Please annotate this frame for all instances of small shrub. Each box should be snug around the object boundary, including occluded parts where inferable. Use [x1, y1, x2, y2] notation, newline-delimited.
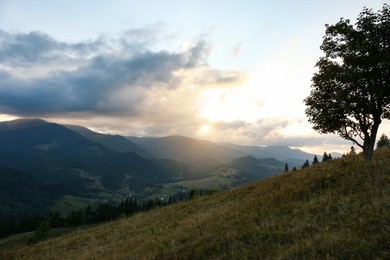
[29, 220, 51, 244]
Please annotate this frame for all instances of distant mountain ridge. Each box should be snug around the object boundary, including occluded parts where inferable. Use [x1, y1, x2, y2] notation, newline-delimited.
[65, 124, 152, 158]
[228, 156, 284, 180]
[128, 135, 318, 167]
[127, 135, 249, 163]
[222, 143, 317, 162]
[0, 118, 48, 131]
[0, 118, 321, 220]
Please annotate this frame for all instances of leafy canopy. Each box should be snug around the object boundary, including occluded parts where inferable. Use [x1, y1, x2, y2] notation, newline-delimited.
[304, 4, 390, 159]
[377, 133, 390, 148]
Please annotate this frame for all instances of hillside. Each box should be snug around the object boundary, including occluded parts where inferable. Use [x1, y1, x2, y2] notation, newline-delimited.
[128, 135, 249, 163]
[228, 156, 284, 179]
[65, 125, 152, 158]
[0, 165, 54, 220]
[3, 148, 389, 259]
[0, 118, 294, 220]
[223, 143, 316, 162]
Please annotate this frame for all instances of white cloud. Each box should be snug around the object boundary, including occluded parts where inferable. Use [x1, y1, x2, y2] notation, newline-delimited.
[1, 26, 387, 156]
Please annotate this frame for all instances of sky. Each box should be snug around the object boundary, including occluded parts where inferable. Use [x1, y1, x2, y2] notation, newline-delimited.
[0, 0, 388, 155]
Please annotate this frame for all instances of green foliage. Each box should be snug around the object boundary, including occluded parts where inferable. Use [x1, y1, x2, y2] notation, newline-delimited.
[29, 220, 50, 244]
[377, 134, 390, 149]
[0, 165, 54, 221]
[304, 4, 390, 160]
[188, 189, 199, 200]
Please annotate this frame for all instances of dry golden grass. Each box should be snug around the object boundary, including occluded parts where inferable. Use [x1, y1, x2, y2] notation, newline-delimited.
[2, 148, 390, 259]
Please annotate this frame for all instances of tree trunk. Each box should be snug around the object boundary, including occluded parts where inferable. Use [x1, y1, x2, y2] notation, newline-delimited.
[363, 145, 374, 160]
[363, 118, 381, 160]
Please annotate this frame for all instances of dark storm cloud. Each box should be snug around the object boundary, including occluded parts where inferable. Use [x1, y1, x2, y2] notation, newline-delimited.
[0, 29, 210, 116]
[0, 30, 59, 65]
[0, 30, 106, 66]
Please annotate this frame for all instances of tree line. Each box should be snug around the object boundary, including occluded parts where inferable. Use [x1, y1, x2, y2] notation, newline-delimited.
[284, 151, 334, 173]
[284, 133, 390, 172]
[0, 188, 212, 241]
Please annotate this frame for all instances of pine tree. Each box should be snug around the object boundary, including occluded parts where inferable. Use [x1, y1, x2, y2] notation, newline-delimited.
[301, 160, 310, 169]
[312, 155, 319, 165]
[322, 152, 329, 162]
[350, 146, 356, 156]
[284, 163, 289, 172]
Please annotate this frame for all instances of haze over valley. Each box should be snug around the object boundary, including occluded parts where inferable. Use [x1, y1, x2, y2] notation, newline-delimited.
[0, 118, 323, 220]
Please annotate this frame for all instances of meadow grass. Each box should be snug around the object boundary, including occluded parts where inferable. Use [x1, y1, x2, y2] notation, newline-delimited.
[50, 195, 95, 216]
[2, 148, 389, 259]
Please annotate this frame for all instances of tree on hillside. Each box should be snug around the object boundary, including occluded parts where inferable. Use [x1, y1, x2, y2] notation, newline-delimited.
[312, 155, 319, 165]
[304, 4, 390, 160]
[349, 146, 357, 156]
[284, 163, 289, 172]
[301, 160, 310, 169]
[322, 151, 333, 162]
[29, 220, 51, 244]
[377, 134, 390, 148]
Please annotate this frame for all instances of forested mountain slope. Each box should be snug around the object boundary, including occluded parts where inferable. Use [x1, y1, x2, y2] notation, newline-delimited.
[4, 148, 389, 259]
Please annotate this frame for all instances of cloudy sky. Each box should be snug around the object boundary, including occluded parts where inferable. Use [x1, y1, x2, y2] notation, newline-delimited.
[0, 0, 388, 154]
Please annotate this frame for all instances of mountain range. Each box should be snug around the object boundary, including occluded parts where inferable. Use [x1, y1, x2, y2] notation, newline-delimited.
[0, 118, 321, 219]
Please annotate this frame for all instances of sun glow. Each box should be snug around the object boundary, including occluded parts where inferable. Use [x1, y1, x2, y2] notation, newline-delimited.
[0, 114, 18, 122]
[196, 59, 310, 124]
[196, 86, 262, 123]
[199, 124, 210, 134]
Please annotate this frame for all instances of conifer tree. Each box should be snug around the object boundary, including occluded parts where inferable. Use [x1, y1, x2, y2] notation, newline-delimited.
[301, 160, 310, 169]
[350, 146, 356, 156]
[312, 155, 319, 165]
[322, 152, 329, 162]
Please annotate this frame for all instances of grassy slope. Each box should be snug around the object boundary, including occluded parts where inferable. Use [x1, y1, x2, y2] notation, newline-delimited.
[2, 149, 390, 259]
[50, 195, 96, 217]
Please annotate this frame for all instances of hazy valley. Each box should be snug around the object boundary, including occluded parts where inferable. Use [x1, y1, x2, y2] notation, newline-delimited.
[0, 118, 319, 222]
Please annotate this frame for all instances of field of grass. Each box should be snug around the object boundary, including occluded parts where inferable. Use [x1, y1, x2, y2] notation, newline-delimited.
[144, 167, 243, 201]
[166, 166, 243, 190]
[0, 231, 34, 252]
[0, 226, 89, 252]
[2, 148, 390, 259]
[50, 195, 95, 216]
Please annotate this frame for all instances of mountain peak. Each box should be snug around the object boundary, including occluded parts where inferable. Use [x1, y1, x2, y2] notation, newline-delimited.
[0, 118, 49, 131]
[231, 155, 258, 163]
